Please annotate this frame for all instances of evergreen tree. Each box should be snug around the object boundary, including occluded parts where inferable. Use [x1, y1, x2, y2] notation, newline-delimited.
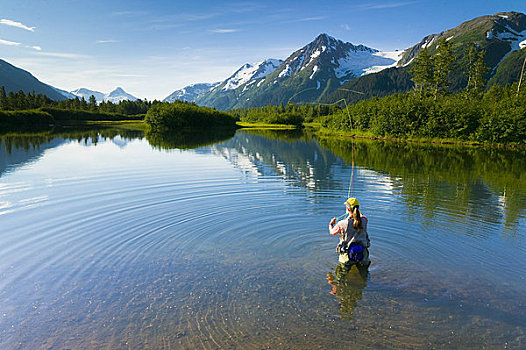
[410, 47, 433, 94]
[465, 44, 487, 93]
[471, 50, 488, 93]
[88, 95, 97, 111]
[0, 86, 8, 110]
[432, 38, 456, 100]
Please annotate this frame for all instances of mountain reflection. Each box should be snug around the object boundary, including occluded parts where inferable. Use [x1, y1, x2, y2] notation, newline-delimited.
[214, 130, 526, 229]
[0, 127, 144, 177]
[1, 127, 524, 228]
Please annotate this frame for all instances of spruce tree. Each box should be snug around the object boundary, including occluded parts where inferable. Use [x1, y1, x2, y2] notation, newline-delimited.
[88, 95, 97, 111]
[410, 47, 433, 94]
[432, 38, 456, 100]
[471, 50, 488, 93]
[0, 86, 8, 110]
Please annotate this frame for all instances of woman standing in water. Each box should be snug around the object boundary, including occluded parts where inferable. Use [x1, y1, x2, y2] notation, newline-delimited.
[329, 197, 371, 267]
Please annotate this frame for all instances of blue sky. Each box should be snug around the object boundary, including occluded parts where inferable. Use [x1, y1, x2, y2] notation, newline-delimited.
[1, 0, 525, 100]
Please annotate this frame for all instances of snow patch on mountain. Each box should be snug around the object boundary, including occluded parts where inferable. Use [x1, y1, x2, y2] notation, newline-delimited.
[309, 65, 319, 79]
[334, 50, 403, 82]
[487, 17, 526, 68]
[278, 64, 292, 78]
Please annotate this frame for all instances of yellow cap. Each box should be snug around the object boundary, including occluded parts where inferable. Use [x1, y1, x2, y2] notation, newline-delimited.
[344, 197, 359, 208]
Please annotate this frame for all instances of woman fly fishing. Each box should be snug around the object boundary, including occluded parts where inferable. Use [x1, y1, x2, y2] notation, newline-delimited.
[329, 197, 371, 267]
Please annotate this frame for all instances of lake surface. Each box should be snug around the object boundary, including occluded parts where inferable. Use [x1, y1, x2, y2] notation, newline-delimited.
[1, 127, 525, 349]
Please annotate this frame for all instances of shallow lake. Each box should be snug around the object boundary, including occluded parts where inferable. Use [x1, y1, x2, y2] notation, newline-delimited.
[1, 127, 525, 349]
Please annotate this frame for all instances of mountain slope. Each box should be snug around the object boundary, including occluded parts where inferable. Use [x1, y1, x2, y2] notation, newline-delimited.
[69, 87, 137, 103]
[195, 59, 283, 110]
[105, 87, 138, 103]
[326, 11, 526, 104]
[195, 34, 403, 110]
[163, 82, 219, 102]
[0, 59, 67, 100]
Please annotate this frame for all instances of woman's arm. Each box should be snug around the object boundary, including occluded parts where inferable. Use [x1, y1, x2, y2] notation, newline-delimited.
[329, 218, 341, 235]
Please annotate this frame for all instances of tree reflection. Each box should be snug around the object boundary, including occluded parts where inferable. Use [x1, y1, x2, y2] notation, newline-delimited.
[318, 137, 526, 229]
[145, 129, 236, 150]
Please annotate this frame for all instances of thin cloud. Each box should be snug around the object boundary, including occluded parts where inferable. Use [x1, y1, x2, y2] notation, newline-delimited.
[29, 45, 42, 50]
[280, 16, 327, 24]
[0, 38, 21, 46]
[33, 51, 88, 59]
[112, 11, 148, 17]
[341, 24, 351, 31]
[0, 19, 35, 32]
[95, 40, 118, 44]
[295, 16, 326, 22]
[210, 29, 239, 33]
[357, 1, 419, 10]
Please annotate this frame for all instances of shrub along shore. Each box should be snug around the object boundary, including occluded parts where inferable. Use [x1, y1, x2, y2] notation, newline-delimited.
[317, 84, 526, 145]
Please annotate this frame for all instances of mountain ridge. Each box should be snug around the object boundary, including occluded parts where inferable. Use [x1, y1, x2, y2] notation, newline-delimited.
[326, 11, 526, 104]
[68, 87, 138, 103]
[0, 59, 67, 100]
[193, 33, 403, 110]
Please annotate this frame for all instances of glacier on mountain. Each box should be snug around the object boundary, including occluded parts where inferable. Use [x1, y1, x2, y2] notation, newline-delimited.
[334, 50, 403, 81]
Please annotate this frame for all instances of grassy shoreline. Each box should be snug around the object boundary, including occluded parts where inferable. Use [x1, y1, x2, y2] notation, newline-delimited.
[236, 121, 300, 130]
[313, 126, 526, 149]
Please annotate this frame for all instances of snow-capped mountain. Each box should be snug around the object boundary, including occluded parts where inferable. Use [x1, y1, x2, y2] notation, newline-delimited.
[194, 59, 283, 109]
[105, 87, 138, 103]
[68, 87, 137, 103]
[195, 34, 403, 110]
[70, 88, 105, 102]
[328, 11, 526, 105]
[220, 59, 283, 91]
[163, 82, 219, 103]
[275, 34, 401, 84]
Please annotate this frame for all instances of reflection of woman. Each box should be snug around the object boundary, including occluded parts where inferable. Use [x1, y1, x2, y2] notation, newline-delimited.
[329, 198, 371, 266]
[326, 264, 369, 317]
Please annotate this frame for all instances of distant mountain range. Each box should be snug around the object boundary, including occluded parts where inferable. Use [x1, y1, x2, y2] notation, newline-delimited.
[192, 35, 402, 109]
[2, 11, 525, 109]
[69, 87, 138, 104]
[0, 59, 137, 104]
[0, 59, 67, 100]
[170, 11, 526, 109]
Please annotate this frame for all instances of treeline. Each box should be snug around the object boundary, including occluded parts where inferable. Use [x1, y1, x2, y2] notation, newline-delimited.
[229, 103, 340, 126]
[145, 101, 238, 131]
[0, 109, 53, 130]
[319, 39, 526, 144]
[0, 86, 152, 115]
[320, 86, 525, 143]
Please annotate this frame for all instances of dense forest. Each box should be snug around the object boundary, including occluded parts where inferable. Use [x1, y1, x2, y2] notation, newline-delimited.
[0, 87, 152, 130]
[0, 86, 152, 115]
[229, 103, 340, 126]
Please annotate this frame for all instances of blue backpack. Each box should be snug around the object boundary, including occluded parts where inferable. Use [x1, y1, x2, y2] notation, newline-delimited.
[348, 243, 364, 262]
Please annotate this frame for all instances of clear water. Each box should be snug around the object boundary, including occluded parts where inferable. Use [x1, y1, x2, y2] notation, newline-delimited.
[0, 128, 525, 349]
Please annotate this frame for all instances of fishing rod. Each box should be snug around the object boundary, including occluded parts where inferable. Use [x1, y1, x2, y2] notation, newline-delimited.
[286, 87, 362, 220]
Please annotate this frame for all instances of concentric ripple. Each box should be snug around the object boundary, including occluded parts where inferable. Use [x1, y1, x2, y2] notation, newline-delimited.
[0, 132, 524, 349]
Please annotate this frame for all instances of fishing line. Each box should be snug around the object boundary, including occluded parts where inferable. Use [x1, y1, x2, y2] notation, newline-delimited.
[288, 88, 358, 218]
